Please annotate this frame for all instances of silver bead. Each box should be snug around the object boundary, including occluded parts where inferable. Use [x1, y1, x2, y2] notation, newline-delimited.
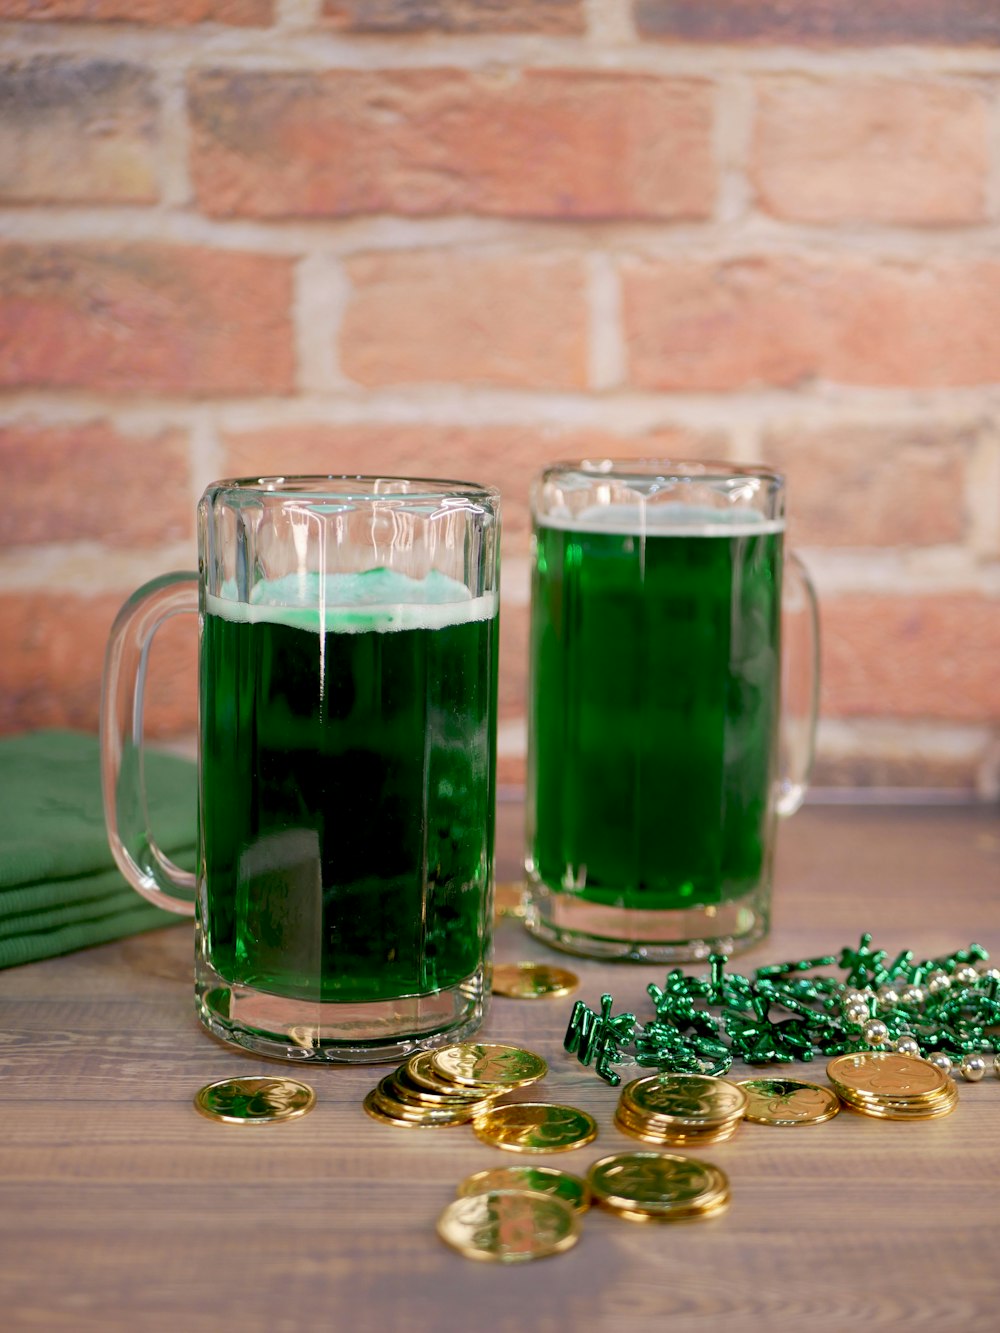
[842, 988, 869, 1008]
[900, 985, 925, 1007]
[862, 1019, 890, 1047]
[928, 1052, 952, 1075]
[980, 967, 1000, 984]
[954, 965, 979, 985]
[895, 1036, 920, 1057]
[876, 985, 900, 1007]
[960, 1054, 987, 1082]
[843, 1003, 870, 1027]
[927, 973, 951, 995]
[993, 1052, 1000, 1079]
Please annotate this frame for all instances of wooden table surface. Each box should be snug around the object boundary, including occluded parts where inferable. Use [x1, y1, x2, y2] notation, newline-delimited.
[1, 800, 998, 1333]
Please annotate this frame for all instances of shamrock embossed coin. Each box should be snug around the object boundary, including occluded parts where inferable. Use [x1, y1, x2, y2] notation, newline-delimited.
[457, 1166, 590, 1213]
[432, 1043, 548, 1090]
[436, 1190, 578, 1262]
[472, 1102, 597, 1153]
[738, 1078, 841, 1126]
[194, 1077, 315, 1124]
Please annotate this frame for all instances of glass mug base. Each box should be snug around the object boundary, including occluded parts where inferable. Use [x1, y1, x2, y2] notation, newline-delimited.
[195, 960, 487, 1065]
[521, 880, 770, 963]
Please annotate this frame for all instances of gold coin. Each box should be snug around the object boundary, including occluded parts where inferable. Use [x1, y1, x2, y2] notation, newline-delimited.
[194, 1076, 315, 1125]
[587, 1151, 730, 1220]
[834, 1083, 958, 1120]
[403, 1050, 473, 1095]
[835, 1082, 957, 1110]
[839, 1097, 957, 1122]
[494, 882, 527, 920]
[457, 1166, 590, 1214]
[386, 1063, 498, 1110]
[472, 1102, 598, 1153]
[622, 1073, 748, 1129]
[492, 961, 579, 1000]
[432, 1043, 548, 1089]
[613, 1105, 740, 1147]
[738, 1078, 842, 1126]
[601, 1191, 731, 1224]
[436, 1190, 579, 1263]
[362, 1088, 467, 1129]
[371, 1077, 479, 1125]
[826, 1051, 951, 1101]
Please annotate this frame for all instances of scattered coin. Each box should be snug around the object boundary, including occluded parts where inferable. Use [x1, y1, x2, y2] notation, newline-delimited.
[587, 1151, 730, 1223]
[738, 1078, 841, 1126]
[194, 1076, 315, 1125]
[492, 961, 579, 1000]
[457, 1165, 590, 1214]
[432, 1043, 548, 1090]
[472, 1102, 598, 1153]
[436, 1190, 579, 1263]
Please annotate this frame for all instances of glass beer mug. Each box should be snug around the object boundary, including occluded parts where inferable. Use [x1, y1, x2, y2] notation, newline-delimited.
[524, 460, 818, 962]
[102, 476, 500, 1062]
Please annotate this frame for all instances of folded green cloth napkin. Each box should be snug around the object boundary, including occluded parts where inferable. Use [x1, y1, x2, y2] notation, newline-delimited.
[0, 730, 196, 969]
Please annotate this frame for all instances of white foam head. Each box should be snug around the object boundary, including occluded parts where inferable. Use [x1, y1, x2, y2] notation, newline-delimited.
[537, 502, 785, 538]
[206, 569, 496, 633]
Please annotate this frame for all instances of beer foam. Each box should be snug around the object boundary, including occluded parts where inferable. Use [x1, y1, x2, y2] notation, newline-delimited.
[538, 502, 785, 539]
[206, 568, 497, 633]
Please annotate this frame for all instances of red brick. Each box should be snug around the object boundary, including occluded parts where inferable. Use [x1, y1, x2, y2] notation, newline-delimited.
[189, 69, 714, 222]
[341, 252, 588, 389]
[752, 78, 988, 226]
[621, 254, 1000, 390]
[634, 0, 1000, 45]
[222, 422, 725, 549]
[0, 244, 294, 396]
[0, 591, 197, 737]
[0, 58, 159, 206]
[0, 1, 272, 24]
[821, 595, 1000, 722]
[0, 421, 193, 550]
[322, 0, 583, 32]
[498, 597, 528, 726]
[763, 423, 969, 548]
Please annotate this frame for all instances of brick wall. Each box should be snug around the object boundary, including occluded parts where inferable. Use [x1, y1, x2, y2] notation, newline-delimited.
[1, 0, 999, 797]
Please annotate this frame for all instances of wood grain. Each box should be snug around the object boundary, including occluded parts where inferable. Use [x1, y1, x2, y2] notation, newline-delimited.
[1, 801, 998, 1332]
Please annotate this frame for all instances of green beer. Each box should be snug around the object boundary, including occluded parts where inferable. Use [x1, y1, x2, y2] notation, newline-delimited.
[200, 569, 497, 1008]
[528, 507, 783, 939]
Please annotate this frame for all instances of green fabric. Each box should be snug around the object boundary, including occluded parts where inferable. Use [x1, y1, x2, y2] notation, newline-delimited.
[0, 730, 196, 969]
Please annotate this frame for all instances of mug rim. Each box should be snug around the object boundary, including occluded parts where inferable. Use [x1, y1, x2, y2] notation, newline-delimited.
[538, 458, 784, 485]
[204, 474, 501, 503]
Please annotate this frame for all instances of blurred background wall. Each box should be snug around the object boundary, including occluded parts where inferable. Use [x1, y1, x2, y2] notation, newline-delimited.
[1, 0, 999, 797]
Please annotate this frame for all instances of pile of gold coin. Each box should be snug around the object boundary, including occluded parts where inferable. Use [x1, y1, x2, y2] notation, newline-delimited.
[363, 1043, 547, 1130]
[587, 1151, 731, 1223]
[615, 1072, 749, 1146]
[826, 1050, 959, 1120]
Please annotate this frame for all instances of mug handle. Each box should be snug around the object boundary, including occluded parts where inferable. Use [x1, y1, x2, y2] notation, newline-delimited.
[776, 551, 820, 818]
[100, 572, 199, 916]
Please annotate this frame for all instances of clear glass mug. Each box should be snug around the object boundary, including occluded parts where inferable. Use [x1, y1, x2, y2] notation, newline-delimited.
[101, 476, 500, 1063]
[524, 460, 818, 962]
